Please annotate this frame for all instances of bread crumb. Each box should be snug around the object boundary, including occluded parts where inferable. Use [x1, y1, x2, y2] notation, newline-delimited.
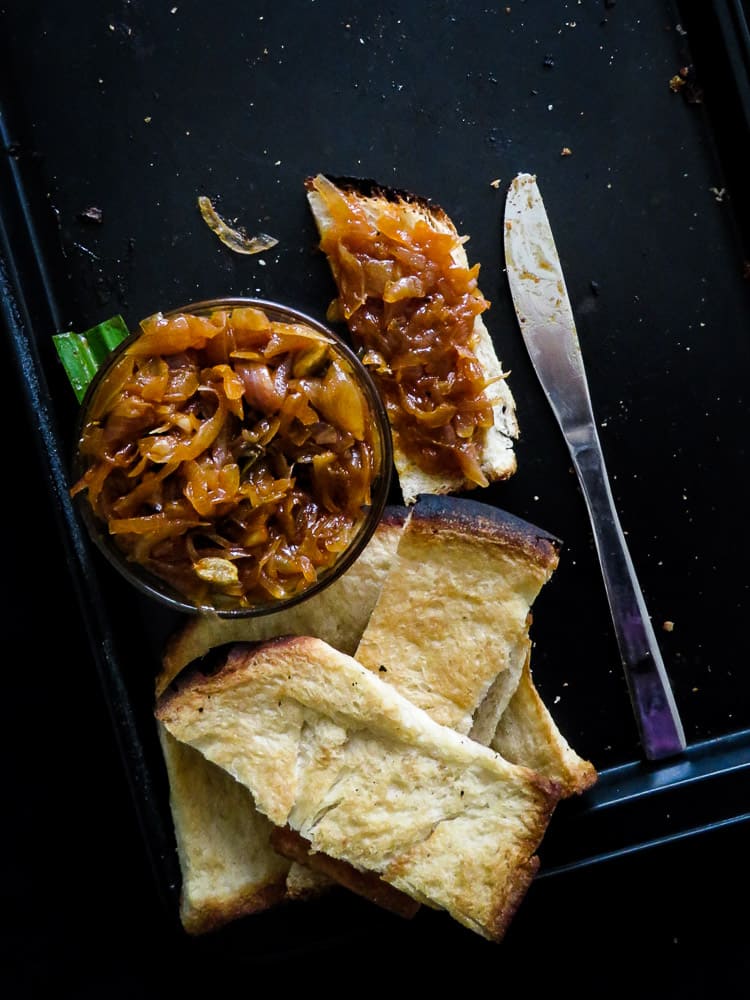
[662, 620, 675, 632]
[490, 178, 501, 189]
[561, 147, 572, 157]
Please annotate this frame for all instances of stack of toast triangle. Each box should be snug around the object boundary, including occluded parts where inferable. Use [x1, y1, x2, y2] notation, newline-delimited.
[155, 495, 596, 940]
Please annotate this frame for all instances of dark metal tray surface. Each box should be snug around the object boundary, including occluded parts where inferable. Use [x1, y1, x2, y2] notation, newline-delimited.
[2, 0, 749, 941]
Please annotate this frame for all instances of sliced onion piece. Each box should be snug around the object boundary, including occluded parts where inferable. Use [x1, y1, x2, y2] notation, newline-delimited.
[198, 196, 279, 255]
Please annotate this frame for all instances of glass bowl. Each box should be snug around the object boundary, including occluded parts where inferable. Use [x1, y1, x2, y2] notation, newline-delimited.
[70, 297, 393, 618]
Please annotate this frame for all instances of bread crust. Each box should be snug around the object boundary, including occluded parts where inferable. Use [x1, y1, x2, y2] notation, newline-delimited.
[305, 173, 453, 223]
[157, 725, 291, 935]
[305, 173, 519, 504]
[492, 653, 598, 795]
[409, 492, 560, 572]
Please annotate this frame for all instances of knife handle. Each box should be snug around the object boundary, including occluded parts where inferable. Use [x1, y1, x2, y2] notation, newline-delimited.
[570, 436, 686, 761]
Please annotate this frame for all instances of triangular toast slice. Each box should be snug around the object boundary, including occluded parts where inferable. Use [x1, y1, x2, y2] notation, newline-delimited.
[156, 729, 291, 934]
[354, 493, 560, 735]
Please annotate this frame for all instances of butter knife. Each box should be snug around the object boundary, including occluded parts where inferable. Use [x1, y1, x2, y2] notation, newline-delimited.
[503, 172, 686, 761]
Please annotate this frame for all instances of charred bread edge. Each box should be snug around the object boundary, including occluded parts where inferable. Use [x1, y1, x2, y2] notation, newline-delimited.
[376, 503, 412, 534]
[484, 854, 541, 942]
[158, 638, 281, 701]
[303, 173, 453, 229]
[410, 493, 561, 572]
[182, 879, 288, 936]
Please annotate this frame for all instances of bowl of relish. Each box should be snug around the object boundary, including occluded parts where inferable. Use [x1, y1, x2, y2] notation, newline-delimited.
[70, 298, 392, 617]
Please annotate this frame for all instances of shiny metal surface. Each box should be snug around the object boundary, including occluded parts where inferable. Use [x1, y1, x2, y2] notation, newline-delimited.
[504, 173, 686, 761]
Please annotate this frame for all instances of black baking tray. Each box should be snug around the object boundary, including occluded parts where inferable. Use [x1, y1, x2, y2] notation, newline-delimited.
[3, 0, 750, 945]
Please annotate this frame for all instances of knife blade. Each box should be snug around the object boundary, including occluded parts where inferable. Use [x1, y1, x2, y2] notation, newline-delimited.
[503, 172, 686, 761]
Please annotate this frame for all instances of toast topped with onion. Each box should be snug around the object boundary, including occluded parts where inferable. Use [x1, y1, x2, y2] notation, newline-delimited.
[305, 174, 518, 504]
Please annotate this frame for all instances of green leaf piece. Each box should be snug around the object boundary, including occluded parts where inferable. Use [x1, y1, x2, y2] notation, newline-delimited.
[53, 315, 130, 403]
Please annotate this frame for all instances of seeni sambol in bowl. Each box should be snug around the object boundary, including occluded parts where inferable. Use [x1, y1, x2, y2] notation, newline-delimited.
[70, 298, 392, 617]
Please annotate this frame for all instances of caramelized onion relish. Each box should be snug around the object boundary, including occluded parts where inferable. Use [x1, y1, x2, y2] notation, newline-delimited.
[310, 174, 502, 487]
[71, 301, 391, 614]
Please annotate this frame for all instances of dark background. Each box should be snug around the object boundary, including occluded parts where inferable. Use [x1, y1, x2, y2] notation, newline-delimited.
[3, 1, 750, 994]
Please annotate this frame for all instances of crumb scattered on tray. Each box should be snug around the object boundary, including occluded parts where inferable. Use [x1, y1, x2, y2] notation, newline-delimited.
[669, 64, 703, 103]
[77, 206, 103, 224]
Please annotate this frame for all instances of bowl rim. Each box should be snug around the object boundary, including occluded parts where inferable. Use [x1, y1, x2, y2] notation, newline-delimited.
[72, 296, 394, 619]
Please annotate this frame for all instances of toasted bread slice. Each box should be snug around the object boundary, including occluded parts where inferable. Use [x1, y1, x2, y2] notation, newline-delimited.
[156, 636, 560, 942]
[492, 652, 598, 795]
[156, 727, 291, 935]
[355, 494, 560, 734]
[305, 173, 518, 504]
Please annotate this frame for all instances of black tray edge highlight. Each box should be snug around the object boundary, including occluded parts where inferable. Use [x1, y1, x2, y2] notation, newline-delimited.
[538, 726, 750, 876]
